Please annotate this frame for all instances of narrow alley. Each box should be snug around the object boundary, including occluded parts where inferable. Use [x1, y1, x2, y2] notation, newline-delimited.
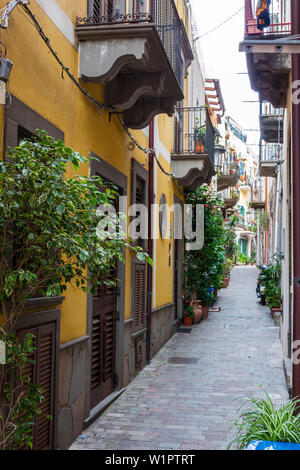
[70, 267, 288, 451]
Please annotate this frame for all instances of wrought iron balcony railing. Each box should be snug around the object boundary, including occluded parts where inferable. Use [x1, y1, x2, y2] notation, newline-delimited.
[245, 0, 291, 37]
[262, 103, 284, 116]
[262, 143, 283, 161]
[172, 106, 215, 167]
[77, 0, 184, 89]
[220, 161, 240, 178]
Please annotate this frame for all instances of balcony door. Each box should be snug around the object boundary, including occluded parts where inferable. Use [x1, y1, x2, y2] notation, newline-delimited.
[89, 0, 126, 18]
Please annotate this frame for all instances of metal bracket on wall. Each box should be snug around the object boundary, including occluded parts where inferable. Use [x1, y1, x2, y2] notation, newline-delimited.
[239, 40, 300, 54]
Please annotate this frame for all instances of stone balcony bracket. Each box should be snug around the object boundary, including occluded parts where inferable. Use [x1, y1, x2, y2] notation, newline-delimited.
[76, 23, 184, 129]
[171, 154, 215, 192]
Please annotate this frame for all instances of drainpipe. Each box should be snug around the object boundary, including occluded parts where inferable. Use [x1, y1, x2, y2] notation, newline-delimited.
[291, 0, 300, 399]
[265, 177, 269, 264]
[146, 120, 154, 363]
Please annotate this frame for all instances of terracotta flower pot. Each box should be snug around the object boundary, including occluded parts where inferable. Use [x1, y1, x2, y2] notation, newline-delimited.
[271, 308, 282, 319]
[183, 315, 193, 327]
[195, 140, 204, 154]
[222, 277, 230, 288]
[191, 300, 203, 324]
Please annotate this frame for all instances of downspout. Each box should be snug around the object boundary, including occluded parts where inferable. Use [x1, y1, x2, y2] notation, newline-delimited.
[146, 120, 154, 363]
[265, 177, 269, 264]
[291, 0, 300, 399]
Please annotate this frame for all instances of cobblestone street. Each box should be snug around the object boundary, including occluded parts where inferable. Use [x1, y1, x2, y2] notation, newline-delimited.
[70, 267, 288, 450]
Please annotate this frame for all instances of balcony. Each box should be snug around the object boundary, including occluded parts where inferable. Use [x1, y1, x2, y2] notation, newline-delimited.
[260, 103, 284, 143]
[240, 0, 291, 108]
[217, 161, 240, 192]
[76, 0, 193, 129]
[171, 107, 215, 191]
[251, 188, 265, 210]
[224, 195, 239, 209]
[259, 143, 282, 177]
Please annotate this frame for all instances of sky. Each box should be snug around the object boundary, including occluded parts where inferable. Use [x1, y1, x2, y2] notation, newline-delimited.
[190, 0, 260, 153]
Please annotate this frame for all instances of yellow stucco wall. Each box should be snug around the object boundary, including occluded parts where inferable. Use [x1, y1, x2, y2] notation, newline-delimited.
[0, 0, 189, 342]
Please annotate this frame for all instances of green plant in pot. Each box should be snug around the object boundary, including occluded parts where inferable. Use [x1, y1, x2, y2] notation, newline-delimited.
[228, 393, 300, 449]
[183, 305, 194, 326]
[196, 287, 213, 319]
[184, 185, 226, 315]
[261, 256, 282, 313]
[194, 116, 206, 153]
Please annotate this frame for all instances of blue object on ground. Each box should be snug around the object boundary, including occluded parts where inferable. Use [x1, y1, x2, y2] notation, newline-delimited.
[244, 440, 300, 450]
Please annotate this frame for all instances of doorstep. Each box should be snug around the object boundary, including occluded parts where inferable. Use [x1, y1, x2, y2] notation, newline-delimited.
[83, 388, 126, 428]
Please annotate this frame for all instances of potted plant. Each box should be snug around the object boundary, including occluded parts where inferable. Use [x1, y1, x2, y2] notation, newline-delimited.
[222, 259, 233, 288]
[196, 287, 213, 320]
[262, 256, 282, 318]
[228, 393, 300, 450]
[185, 186, 226, 316]
[194, 124, 206, 154]
[183, 305, 194, 326]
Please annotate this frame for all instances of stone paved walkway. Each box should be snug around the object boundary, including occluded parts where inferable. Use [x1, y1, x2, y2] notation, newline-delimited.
[70, 266, 288, 450]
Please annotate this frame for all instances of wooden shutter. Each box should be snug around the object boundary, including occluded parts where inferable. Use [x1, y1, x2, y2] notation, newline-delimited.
[132, 263, 146, 333]
[17, 323, 56, 450]
[35, 323, 55, 450]
[102, 309, 116, 383]
[90, 315, 102, 395]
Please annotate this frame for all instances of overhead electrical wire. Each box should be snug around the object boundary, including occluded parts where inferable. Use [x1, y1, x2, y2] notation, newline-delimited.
[193, 6, 245, 42]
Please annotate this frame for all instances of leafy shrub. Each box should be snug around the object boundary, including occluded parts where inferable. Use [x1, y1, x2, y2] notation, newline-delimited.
[184, 185, 226, 305]
[229, 393, 300, 450]
[261, 256, 282, 309]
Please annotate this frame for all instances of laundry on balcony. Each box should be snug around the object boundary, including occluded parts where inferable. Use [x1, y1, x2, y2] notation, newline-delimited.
[256, 0, 271, 31]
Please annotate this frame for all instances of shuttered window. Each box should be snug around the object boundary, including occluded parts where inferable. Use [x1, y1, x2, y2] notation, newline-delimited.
[131, 159, 147, 249]
[131, 159, 147, 334]
[132, 263, 146, 333]
[17, 323, 56, 450]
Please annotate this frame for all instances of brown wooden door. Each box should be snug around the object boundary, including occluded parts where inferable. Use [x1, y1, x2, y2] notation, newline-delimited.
[90, 267, 117, 408]
[90, 177, 118, 409]
[17, 323, 56, 450]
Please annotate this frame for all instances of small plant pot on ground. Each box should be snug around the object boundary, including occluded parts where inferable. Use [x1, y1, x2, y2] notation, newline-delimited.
[271, 307, 282, 320]
[222, 277, 230, 288]
[183, 315, 193, 327]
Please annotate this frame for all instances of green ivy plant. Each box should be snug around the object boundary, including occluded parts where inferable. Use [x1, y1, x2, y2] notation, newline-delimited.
[0, 130, 151, 449]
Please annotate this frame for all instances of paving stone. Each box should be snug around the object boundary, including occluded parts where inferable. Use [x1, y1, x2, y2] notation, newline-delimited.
[70, 267, 288, 450]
